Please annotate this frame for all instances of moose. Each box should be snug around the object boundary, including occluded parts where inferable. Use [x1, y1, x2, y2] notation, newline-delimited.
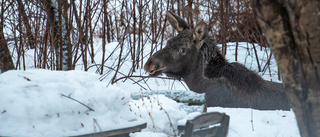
[144, 11, 291, 110]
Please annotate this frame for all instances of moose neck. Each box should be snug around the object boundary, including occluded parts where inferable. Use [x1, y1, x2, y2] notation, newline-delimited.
[181, 52, 228, 93]
[182, 50, 265, 94]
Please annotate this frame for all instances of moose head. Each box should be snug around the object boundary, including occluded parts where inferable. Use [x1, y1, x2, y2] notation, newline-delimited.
[144, 11, 219, 80]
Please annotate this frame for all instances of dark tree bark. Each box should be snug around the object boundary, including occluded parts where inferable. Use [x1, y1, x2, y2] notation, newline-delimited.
[219, 0, 227, 56]
[0, 4, 14, 73]
[40, 0, 70, 70]
[0, 23, 14, 73]
[252, 0, 320, 137]
[17, 0, 35, 49]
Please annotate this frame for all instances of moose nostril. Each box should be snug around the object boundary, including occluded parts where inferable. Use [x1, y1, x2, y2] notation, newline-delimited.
[144, 59, 160, 74]
[149, 64, 157, 74]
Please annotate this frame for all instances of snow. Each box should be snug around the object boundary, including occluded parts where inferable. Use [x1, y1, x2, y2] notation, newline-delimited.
[0, 69, 143, 136]
[130, 95, 187, 136]
[0, 41, 300, 137]
[207, 107, 299, 137]
[131, 90, 206, 104]
[130, 132, 168, 137]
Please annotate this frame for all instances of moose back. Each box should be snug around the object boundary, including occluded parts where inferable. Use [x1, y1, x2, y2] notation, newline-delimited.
[144, 11, 290, 110]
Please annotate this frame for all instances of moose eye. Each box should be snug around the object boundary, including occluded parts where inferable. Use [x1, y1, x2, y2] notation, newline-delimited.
[180, 48, 186, 53]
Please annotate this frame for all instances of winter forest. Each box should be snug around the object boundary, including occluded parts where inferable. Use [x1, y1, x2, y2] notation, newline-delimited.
[0, 0, 319, 136]
[1, 0, 272, 74]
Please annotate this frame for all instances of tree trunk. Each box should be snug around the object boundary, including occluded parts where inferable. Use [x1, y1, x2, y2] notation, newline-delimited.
[17, 0, 35, 49]
[252, 0, 320, 137]
[0, 18, 14, 73]
[41, 0, 70, 70]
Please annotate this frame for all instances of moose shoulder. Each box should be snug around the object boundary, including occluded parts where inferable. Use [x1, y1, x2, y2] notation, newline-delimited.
[144, 11, 290, 110]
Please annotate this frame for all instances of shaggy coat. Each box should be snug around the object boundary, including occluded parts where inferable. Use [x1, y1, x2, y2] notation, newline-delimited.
[144, 11, 290, 110]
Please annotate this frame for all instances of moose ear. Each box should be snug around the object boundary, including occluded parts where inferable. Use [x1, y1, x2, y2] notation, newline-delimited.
[193, 21, 208, 41]
[166, 11, 189, 33]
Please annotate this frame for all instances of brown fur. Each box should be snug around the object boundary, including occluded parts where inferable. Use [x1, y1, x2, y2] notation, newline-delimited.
[144, 11, 290, 110]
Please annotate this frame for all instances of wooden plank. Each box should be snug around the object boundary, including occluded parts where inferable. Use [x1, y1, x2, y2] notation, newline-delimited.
[191, 127, 218, 137]
[178, 112, 225, 131]
[179, 112, 230, 137]
[215, 114, 229, 137]
[190, 112, 224, 129]
[72, 122, 147, 137]
[183, 121, 194, 137]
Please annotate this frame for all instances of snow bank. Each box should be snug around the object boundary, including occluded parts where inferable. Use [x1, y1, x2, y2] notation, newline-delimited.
[211, 108, 299, 137]
[130, 95, 188, 136]
[0, 69, 143, 136]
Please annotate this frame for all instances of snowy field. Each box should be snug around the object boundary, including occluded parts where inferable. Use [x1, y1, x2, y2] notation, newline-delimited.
[0, 40, 300, 136]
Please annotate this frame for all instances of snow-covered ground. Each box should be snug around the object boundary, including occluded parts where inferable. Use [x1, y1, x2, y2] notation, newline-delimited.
[0, 40, 300, 136]
[0, 69, 144, 136]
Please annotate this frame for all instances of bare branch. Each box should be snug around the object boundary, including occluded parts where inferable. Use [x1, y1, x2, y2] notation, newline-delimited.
[61, 93, 95, 111]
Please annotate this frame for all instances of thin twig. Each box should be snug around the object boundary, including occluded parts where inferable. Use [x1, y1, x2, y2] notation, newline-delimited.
[61, 93, 95, 111]
[158, 103, 177, 136]
[251, 109, 254, 131]
[89, 64, 149, 90]
[113, 75, 174, 84]
[93, 118, 102, 132]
